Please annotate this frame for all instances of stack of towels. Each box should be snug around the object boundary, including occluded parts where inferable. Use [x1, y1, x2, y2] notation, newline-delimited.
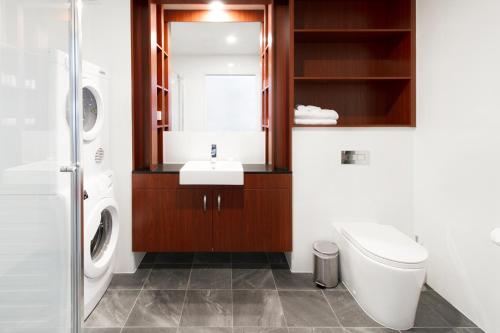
[294, 105, 339, 125]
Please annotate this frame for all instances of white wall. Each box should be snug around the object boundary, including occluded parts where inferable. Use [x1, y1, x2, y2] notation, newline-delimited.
[164, 131, 265, 164]
[82, 1, 142, 273]
[167, 54, 265, 163]
[415, 0, 500, 331]
[291, 128, 414, 272]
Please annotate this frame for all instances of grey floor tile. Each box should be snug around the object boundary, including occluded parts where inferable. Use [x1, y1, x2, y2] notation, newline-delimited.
[189, 268, 232, 289]
[272, 269, 318, 290]
[83, 329, 121, 333]
[125, 290, 185, 327]
[108, 268, 151, 290]
[144, 266, 191, 290]
[279, 290, 339, 327]
[343, 329, 398, 333]
[232, 269, 276, 289]
[141, 252, 157, 263]
[193, 252, 232, 265]
[232, 252, 270, 268]
[179, 328, 233, 333]
[327, 281, 346, 290]
[233, 290, 286, 327]
[406, 329, 456, 333]
[122, 328, 178, 333]
[155, 252, 194, 264]
[421, 291, 476, 327]
[288, 328, 344, 333]
[84, 290, 139, 328]
[323, 290, 380, 328]
[234, 328, 289, 333]
[267, 253, 290, 269]
[180, 290, 232, 327]
[414, 295, 450, 328]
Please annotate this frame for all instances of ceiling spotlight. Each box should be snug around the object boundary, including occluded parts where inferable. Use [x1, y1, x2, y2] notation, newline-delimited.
[227, 62, 235, 68]
[209, 1, 224, 11]
[226, 35, 237, 44]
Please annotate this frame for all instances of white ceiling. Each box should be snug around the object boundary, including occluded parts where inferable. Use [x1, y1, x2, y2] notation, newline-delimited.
[170, 22, 261, 56]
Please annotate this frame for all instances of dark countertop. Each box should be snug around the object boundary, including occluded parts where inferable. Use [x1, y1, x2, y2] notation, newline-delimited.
[134, 164, 291, 174]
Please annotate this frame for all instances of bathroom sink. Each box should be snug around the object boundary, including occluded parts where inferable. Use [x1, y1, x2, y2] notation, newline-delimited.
[180, 161, 244, 185]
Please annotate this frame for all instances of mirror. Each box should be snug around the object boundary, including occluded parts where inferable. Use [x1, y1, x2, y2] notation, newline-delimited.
[169, 22, 262, 132]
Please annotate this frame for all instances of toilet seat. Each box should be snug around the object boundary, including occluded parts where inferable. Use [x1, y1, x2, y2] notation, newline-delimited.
[341, 223, 428, 269]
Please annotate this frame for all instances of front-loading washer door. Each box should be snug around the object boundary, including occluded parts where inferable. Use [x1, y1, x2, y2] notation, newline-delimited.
[90, 208, 113, 262]
[81, 79, 104, 142]
[85, 198, 119, 279]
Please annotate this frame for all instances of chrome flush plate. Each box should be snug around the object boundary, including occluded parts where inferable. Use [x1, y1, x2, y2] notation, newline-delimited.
[341, 150, 370, 165]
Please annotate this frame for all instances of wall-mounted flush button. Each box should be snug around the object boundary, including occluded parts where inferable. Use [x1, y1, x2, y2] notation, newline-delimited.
[341, 151, 370, 165]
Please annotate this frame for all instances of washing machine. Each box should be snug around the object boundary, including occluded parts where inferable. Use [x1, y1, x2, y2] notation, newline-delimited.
[84, 170, 119, 319]
[81, 61, 109, 179]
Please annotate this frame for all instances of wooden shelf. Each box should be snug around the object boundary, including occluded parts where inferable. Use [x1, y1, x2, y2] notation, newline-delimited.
[291, 0, 415, 128]
[156, 85, 168, 93]
[294, 29, 411, 42]
[261, 44, 269, 57]
[293, 124, 338, 128]
[293, 123, 411, 128]
[294, 0, 412, 30]
[294, 76, 411, 82]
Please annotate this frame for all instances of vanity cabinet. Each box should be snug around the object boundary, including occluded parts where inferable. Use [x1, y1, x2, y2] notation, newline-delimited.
[132, 188, 213, 252]
[213, 188, 291, 252]
[132, 173, 292, 252]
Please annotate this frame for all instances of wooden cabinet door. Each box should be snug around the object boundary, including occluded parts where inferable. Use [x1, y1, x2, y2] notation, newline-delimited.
[213, 188, 244, 251]
[133, 188, 213, 252]
[213, 188, 291, 252]
[242, 189, 291, 252]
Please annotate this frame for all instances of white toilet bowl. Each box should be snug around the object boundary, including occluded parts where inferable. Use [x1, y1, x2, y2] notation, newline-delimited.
[332, 223, 428, 331]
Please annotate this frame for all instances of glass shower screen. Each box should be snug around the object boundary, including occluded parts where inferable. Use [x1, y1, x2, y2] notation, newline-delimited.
[0, 0, 83, 332]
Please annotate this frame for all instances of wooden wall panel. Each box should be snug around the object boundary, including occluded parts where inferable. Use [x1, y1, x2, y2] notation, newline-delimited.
[165, 10, 264, 22]
[131, 0, 158, 170]
[273, 0, 290, 169]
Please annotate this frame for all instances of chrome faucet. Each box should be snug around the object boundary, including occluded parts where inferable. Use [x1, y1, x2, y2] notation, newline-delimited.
[211, 144, 217, 165]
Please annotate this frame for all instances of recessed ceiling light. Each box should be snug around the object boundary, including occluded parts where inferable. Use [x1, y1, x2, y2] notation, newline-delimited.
[227, 62, 235, 68]
[226, 35, 237, 44]
[209, 1, 224, 11]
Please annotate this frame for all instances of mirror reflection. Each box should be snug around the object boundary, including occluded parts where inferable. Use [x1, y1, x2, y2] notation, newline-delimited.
[169, 22, 262, 132]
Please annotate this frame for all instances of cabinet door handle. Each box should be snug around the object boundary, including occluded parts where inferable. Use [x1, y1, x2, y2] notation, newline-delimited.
[217, 194, 221, 212]
[203, 195, 207, 212]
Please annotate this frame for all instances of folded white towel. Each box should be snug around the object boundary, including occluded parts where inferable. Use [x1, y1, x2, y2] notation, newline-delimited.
[295, 118, 337, 125]
[296, 104, 322, 112]
[295, 109, 339, 120]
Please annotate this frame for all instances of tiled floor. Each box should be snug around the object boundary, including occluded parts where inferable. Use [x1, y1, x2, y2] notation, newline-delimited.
[84, 253, 483, 333]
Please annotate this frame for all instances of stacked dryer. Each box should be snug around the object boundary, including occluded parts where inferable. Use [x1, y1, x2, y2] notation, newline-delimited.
[81, 61, 119, 319]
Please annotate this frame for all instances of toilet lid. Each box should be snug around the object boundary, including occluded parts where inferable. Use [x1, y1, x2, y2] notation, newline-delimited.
[341, 224, 428, 268]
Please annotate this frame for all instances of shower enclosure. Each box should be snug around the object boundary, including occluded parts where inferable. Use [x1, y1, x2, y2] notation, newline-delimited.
[0, 0, 83, 332]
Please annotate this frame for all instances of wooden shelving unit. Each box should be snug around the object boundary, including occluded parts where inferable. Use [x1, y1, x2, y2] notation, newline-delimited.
[261, 4, 273, 164]
[290, 0, 416, 127]
[155, 6, 169, 163]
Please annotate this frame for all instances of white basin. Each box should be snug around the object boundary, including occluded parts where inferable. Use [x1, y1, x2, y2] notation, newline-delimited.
[180, 161, 244, 185]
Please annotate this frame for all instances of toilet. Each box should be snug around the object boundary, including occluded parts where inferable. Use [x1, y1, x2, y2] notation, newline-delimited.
[332, 223, 428, 331]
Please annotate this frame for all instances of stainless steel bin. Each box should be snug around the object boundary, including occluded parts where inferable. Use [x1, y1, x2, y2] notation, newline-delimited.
[313, 241, 339, 288]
